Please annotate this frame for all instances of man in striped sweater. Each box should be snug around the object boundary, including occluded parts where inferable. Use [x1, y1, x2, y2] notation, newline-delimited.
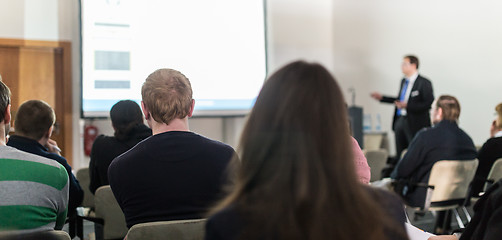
[0, 79, 69, 232]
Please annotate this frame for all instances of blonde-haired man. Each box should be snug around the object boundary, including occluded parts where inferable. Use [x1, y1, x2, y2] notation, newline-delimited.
[108, 69, 236, 228]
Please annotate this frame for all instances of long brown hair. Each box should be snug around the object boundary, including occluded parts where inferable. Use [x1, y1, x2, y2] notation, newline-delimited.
[212, 61, 403, 240]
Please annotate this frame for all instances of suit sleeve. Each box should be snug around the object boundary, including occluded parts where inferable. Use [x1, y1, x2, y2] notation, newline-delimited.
[406, 78, 434, 113]
[381, 95, 398, 104]
[391, 131, 427, 179]
[380, 79, 404, 104]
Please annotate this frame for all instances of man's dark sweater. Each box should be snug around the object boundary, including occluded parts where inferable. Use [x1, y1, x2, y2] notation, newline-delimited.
[7, 135, 84, 213]
[108, 131, 236, 228]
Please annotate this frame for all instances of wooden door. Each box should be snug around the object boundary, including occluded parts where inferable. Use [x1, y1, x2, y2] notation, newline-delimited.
[0, 39, 73, 165]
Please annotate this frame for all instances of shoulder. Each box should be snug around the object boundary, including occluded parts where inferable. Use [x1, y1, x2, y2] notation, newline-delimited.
[363, 186, 406, 222]
[93, 134, 118, 146]
[482, 137, 502, 149]
[364, 185, 402, 205]
[416, 75, 431, 83]
[0, 146, 68, 186]
[189, 133, 236, 154]
[206, 206, 242, 240]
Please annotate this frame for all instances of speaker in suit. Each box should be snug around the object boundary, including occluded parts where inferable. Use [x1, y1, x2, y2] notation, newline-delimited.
[371, 55, 434, 161]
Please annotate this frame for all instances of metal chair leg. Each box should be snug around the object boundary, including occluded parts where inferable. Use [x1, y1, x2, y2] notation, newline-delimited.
[453, 209, 465, 228]
[461, 206, 471, 222]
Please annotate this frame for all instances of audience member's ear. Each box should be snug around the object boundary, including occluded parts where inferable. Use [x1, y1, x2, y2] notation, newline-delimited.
[3, 104, 11, 124]
[436, 107, 443, 121]
[187, 99, 195, 118]
[141, 101, 150, 120]
[46, 125, 54, 138]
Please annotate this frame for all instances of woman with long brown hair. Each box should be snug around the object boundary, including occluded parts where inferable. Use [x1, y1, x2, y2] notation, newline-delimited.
[205, 61, 408, 240]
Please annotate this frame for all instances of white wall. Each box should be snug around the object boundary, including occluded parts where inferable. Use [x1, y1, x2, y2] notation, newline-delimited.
[3, 0, 497, 168]
[333, 0, 502, 155]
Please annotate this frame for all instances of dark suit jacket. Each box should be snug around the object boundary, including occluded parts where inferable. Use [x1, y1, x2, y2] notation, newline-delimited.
[470, 137, 502, 197]
[381, 75, 434, 136]
[390, 120, 477, 208]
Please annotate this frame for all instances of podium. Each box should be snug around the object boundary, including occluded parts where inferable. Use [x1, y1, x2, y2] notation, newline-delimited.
[348, 106, 363, 149]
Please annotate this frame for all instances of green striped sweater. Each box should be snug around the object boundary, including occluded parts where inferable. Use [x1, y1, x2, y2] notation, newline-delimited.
[0, 145, 69, 232]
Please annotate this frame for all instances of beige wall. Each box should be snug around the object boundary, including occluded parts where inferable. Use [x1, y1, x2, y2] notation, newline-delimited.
[2, 0, 498, 168]
[333, 0, 502, 155]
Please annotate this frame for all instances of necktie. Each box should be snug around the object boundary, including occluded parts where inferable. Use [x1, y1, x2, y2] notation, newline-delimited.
[397, 79, 409, 116]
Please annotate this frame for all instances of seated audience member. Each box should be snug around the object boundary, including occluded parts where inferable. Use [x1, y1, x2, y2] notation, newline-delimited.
[429, 179, 502, 240]
[0, 80, 69, 231]
[390, 95, 477, 233]
[351, 136, 371, 184]
[7, 100, 83, 214]
[108, 69, 236, 228]
[469, 103, 502, 197]
[89, 100, 151, 194]
[205, 61, 408, 240]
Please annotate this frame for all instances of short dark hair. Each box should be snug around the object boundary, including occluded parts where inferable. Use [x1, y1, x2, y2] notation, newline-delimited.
[110, 100, 144, 141]
[436, 95, 460, 121]
[404, 55, 419, 69]
[0, 80, 11, 122]
[15, 100, 55, 140]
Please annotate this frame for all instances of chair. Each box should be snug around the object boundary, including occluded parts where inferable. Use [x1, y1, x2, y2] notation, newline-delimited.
[363, 133, 388, 151]
[484, 158, 502, 190]
[76, 167, 95, 209]
[94, 185, 129, 240]
[126, 219, 207, 240]
[364, 149, 388, 182]
[69, 167, 96, 239]
[413, 159, 478, 229]
[0, 230, 71, 240]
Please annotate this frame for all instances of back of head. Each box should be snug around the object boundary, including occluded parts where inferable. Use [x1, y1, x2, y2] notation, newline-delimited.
[141, 69, 193, 125]
[0, 80, 10, 122]
[110, 100, 144, 141]
[436, 95, 460, 122]
[216, 61, 397, 240]
[15, 100, 55, 140]
[496, 103, 502, 129]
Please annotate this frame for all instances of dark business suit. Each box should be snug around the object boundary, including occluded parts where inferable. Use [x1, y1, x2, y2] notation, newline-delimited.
[380, 75, 434, 158]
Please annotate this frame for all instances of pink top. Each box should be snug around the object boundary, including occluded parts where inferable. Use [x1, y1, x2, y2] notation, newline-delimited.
[351, 137, 371, 184]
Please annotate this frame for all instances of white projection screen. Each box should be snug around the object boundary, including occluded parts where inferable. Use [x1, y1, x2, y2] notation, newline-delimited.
[81, 0, 267, 118]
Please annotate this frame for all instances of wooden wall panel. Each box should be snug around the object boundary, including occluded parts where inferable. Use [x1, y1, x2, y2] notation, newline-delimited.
[0, 47, 20, 108]
[18, 47, 56, 107]
[0, 38, 73, 165]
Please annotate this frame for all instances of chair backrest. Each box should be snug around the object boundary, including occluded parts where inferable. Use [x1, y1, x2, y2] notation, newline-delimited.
[428, 159, 478, 205]
[363, 134, 384, 151]
[126, 219, 207, 240]
[364, 149, 388, 182]
[76, 167, 95, 208]
[0, 230, 71, 240]
[485, 158, 502, 190]
[94, 185, 128, 240]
